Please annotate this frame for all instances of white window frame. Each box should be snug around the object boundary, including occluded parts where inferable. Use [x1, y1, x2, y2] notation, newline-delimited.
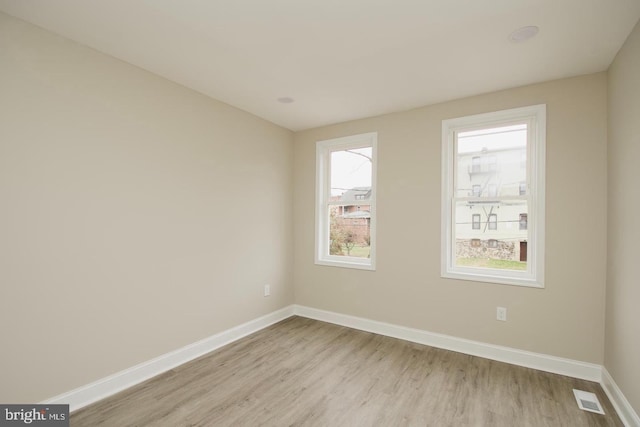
[315, 132, 377, 270]
[441, 105, 546, 287]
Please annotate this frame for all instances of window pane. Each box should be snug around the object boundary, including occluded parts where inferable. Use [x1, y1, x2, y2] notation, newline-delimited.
[455, 124, 527, 198]
[328, 147, 372, 259]
[330, 148, 372, 197]
[329, 206, 371, 258]
[453, 200, 528, 271]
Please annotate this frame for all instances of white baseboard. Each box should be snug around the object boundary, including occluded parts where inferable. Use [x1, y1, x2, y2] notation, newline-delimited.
[45, 302, 635, 424]
[293, 305, 602, 382]
[42, 305, 295, 412]
[602, 368, 640, 427]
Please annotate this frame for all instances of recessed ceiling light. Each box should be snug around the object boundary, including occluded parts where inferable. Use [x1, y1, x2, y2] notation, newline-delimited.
[509, 26, 539, 43]
[277, 97, 295, 104]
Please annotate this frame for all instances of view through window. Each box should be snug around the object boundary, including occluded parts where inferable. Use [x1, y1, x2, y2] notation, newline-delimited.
[329, 147, 373, 259]
[316, 132, 377, 270]
[454, 124, 528, 271]
[442, 104, 545, 287]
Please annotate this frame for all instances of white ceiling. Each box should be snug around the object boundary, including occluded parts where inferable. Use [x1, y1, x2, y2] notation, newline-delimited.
[1, 1, 639, 131]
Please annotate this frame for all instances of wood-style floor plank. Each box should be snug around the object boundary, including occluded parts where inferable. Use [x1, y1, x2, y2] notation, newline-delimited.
[71, 316, 623, 426]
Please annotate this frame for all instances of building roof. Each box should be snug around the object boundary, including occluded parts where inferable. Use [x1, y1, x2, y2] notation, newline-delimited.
[339, 187, 371, 203]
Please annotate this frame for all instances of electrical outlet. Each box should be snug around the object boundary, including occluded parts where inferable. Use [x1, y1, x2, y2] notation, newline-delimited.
[264, 284, 270, 297]
[496, 307, 507, 321]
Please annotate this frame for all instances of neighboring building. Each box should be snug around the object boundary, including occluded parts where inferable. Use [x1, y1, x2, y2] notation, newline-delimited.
[330, 187, 371, 247]
[455, 143, 528, 262]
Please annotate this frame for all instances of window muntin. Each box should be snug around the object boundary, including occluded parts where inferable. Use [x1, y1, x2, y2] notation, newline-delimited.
[316, 133, 377, 270]
[442, 105, 545, 287]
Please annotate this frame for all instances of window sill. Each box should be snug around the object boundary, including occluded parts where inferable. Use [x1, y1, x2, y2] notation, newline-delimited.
[315, 258, 375, 271]
[441, 270, 543, 288]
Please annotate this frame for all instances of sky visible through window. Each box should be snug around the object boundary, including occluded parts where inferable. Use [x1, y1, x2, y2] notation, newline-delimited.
[330, 147, 372, 196]
[457, 124, 526, 154]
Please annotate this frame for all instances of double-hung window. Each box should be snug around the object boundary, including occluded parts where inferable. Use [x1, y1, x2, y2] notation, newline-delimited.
[316, 132, 377, 270]
[441, 105, 545, 287]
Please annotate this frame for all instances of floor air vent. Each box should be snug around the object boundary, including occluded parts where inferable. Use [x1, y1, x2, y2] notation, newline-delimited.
[573, 389, 605, 415]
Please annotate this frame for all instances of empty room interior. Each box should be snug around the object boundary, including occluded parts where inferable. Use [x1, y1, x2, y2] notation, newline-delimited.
[1, 1, 639, 426]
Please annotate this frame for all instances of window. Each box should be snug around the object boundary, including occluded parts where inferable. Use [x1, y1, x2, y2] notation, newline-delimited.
[472, 214, 481, 230]
[441, 105, 545, 287]
[488, 213, 497, 230]
[519, 182, 527, 196]
[488, 183, 498, 197]
[316, 132, 377, 270]
[519, 213, 528, 230]
[488, 155, 498, 172]
[471, 156, 481, 173]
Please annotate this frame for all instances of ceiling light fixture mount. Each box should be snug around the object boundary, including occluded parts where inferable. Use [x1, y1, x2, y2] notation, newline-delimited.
[277, 97, 295, 104]
[509, 26, 539, 43]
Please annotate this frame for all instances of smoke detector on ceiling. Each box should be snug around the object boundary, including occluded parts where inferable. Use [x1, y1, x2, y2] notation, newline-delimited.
[509, 26, 539, 43]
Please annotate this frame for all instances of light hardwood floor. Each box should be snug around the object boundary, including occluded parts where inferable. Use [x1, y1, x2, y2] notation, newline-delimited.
[71, 316, 622, 426]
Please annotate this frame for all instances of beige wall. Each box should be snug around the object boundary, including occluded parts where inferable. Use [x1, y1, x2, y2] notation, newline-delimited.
[0, 12, 293, 403]
[606, 19, 640, 414]
[3, 5, 632, 410]
[294, 73, 608, 363]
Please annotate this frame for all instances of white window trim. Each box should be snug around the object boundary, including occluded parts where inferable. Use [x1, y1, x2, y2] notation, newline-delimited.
[441, 105, 546, 288]
[315, 132, 377, 270]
